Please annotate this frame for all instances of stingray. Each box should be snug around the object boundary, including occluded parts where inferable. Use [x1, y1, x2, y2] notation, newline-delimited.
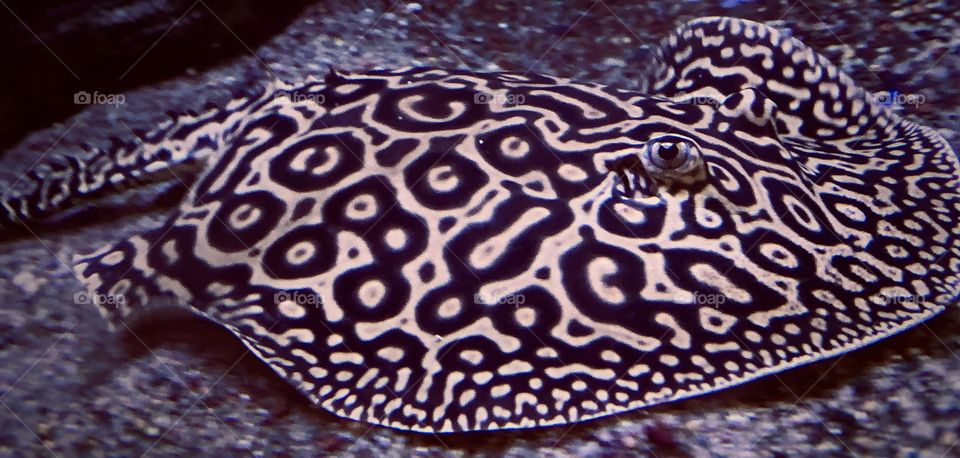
[4, 17, 959, 433]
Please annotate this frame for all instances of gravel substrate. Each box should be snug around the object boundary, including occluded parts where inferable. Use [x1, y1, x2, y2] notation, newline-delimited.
[2, 1, 959, 457]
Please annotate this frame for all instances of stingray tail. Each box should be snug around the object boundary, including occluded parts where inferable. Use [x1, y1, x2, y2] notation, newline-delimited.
[0, 83, 278, 233]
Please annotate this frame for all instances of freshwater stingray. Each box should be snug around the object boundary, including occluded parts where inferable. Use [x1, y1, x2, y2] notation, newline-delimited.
[4, 16, 959, 432]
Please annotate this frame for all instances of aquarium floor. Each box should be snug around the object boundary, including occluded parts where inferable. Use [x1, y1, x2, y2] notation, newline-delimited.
[2, 1, 959, 456]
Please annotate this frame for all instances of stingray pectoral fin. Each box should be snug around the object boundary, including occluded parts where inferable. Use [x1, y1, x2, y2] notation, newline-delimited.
[73, 229, 170, 329]
[648, 16, 895, 140]
[659, 19, 960, 310]
[72, 222, 259, 330]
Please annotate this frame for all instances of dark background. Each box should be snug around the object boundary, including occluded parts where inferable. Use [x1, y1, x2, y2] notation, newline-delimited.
[1, 1, 958, 456]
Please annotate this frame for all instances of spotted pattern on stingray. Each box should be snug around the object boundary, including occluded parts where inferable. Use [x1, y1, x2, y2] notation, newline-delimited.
[6, 17, 959, 433]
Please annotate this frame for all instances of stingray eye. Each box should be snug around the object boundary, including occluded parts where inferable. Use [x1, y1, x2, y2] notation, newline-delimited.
[642, 135, 704, 180]
[649, 141, 688, 169]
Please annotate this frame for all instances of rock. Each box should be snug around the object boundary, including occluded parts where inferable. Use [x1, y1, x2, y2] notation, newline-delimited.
[644, 422, 677, 448]
[11, 270, 45, 295]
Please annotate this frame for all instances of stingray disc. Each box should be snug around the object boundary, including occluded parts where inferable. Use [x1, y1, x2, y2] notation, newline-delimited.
[74, 16, 960, 433]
